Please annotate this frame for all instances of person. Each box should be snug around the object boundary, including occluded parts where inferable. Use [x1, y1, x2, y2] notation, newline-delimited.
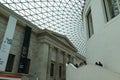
[83, 61, 87, 65]
[74, 64, 79, 68]
[95, 62, 98, 65]
[95, 61, 103, 67]
[99, 61, 103, 67]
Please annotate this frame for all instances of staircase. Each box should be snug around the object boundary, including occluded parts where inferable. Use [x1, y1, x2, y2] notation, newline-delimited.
[66, 63, 120, 80]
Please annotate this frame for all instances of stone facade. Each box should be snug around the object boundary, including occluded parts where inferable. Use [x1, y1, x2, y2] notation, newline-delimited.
[0, 3, 85, 80]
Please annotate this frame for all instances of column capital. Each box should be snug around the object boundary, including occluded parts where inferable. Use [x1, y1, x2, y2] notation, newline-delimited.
[49, 45, 54, 48]
[54, 48, 60, 55]
[62, 52, 67, 56]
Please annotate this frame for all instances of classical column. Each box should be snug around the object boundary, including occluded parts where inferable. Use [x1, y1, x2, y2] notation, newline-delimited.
[69, 55, 71, 63]
[55, 48, 60, 80]
[63, 52, 67, 80]
[46, 45, 53, 80]
[69, 55, 73, 64]
[71, 57, 74, 64]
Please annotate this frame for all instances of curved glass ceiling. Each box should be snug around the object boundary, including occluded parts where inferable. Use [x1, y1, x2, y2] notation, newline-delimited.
[0, 0, 86, 56]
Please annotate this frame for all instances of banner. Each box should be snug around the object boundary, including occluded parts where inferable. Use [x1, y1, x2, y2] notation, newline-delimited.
[20, 26, 32, 58]
[0, 16, 17, 71]
[18, 26, 31, 74]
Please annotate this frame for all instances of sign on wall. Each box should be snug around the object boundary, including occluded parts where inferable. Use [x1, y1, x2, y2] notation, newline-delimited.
[0, 16, 17, 71]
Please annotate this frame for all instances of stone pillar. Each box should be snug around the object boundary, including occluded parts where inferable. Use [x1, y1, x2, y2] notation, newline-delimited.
[63, 52, 67, 80]
[69, 55, 73, 64]
[71, 57, 74, 64]
[47, 45, 53, 80]
[69, 55, 72, 63]
[55, 48, 60, 80]
[37, 43, 49, 80]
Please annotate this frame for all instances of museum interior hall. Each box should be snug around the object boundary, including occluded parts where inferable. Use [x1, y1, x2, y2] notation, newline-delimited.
[1, 0, 120, 80]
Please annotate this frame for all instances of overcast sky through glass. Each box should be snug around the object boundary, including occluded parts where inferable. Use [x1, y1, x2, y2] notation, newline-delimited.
[0, 0, 86, 56]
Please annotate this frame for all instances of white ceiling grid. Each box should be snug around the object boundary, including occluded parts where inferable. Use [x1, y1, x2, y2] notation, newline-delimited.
[0, 0, 86, 56]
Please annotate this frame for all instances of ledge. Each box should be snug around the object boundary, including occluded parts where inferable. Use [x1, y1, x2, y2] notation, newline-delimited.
[0, 71, 33, 77]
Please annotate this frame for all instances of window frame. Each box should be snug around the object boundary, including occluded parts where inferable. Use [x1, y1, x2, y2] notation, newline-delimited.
[86, 8, 94, 39]
[59, 64, 63, 78]
[103, 0, 120, 21]
[5, 54, 15, 72]
[50, 61, 55, 77]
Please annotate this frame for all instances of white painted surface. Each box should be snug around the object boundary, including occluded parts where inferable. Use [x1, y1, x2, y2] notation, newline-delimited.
[83, 0, 120, 74]
[66, 64, 120, 80]
[0, 16, 17, 71]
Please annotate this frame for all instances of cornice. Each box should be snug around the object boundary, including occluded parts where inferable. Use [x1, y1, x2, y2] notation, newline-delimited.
[0, 3, 41, 33]
[38, 29, 78, 52]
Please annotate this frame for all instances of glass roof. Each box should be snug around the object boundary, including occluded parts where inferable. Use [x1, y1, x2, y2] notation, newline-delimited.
[0, 0, 86, 56]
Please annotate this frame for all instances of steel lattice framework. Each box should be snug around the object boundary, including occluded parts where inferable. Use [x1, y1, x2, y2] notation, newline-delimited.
[0, 0, 86, 55]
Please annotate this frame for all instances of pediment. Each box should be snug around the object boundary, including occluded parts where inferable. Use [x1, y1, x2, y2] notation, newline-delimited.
[39, 29, 77, 52]
[52, 33, 75, 48]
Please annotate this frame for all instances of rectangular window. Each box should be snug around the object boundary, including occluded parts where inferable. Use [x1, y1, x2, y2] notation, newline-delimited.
[5, 54, 15, 72]
[103, 0, 119, 21]
[86, 9, 94, 38]
[118, 0, 120, 7]
[50, 63, 54, 77]
[18, 58, 30, 74]
[59, 65, 62, 78]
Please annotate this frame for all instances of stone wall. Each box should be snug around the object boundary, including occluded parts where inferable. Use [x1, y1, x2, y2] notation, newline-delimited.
[0, 14, 8, 47]
[0, 4, 86, 80]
